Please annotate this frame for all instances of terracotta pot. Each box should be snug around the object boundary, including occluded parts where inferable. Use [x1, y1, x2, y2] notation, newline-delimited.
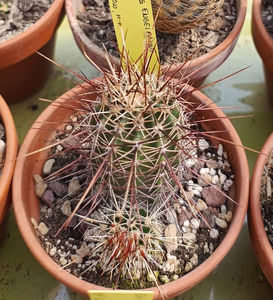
[12, 80, 249, 298]
[65, 0, 246, 87]
[0, 95, 18, 240]
[248, 133, 273, 287]
[252, 0, 273, 103]
[0, 0, 64, 103]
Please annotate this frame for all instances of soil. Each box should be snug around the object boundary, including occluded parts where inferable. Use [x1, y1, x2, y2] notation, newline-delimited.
[77, 0, 237, 64]
[0, 0, 53, 42]
[260, 152, 273, 247]
[33, 113, 235, 289]
[261, 0, 273, 38]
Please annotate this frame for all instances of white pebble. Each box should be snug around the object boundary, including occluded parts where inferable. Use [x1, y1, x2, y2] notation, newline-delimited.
[215, 217, 228, 229]
[198, 139, 209, 151]
[190, 253, 198, 266]
[193, 189, 201, 197]
[183, 220, 190, 227]
[187, 180, 193, 191]
[211, 175, 219, 185]
[217, 144, 223, 156]
[219, 173, 227, 185]
[221, 205, 227, 214]
[185, 262, 193, 272]
[210, 228, 219, 239]
[37, 222, 49, 235]
[60, 257, 68, 266]
[190, 218, 200, 229]
[209, 243, 214, 252]
[225, 211, 233, 222]
[56, 144, 63, 152]
[200, 168, 210, 175]
[209, 168, 216, 176]
[196, 199, 207, 211]
[31, 218, 38, 229]
[0, 139, 6, 163]
[66, 125, 73, 131]
[185, 158, 196, 168]
[49, 247, 57, 256]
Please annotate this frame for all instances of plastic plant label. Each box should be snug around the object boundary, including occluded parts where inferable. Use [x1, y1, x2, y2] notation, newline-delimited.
[108, 0, 159, 73]
[88, 290, 154, 300]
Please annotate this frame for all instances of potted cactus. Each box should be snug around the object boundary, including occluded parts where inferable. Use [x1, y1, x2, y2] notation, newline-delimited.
[65, 0, 247, 86]
[12, 50, 249, 298]
[0, 0, 64, 103]
[0, 95, 18, 241]
[249, 133, 273, 287]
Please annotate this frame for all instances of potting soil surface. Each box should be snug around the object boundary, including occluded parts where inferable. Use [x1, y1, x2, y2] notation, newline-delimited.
[1, 0, 273, 299]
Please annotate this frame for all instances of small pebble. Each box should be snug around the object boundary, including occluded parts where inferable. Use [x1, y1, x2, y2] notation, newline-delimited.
[49, 247, 57, 256]
[68, 177, 81, 196]
[210, 228, 219, 239]
[164, 224, 178, 252]
[196, 199, 208, 211]
[215, 217, 228, 229]
[184, 262, 193, 272]
[172, 274, 179, 280]
[66, 124, 73, 131]
[190, 253, 198, 266]
[190, 218, 200, 229]
[219, 173, 227, 185]
[211, 175, 219, 185]
[217, 144, 223, 156]
[225, 211, 233, 222]
[200, 168, 210, 175]
[198, 139, 209, 151]
[159, 275, 170, 283]
[43, 159, 55, 175]
[60, 257, 68, 266]
[221, 205, 227, 214]
[61, 200, 72, 216]
[31, 218, 38, 229]
[0, 139, 6, 163]
[37, 222, 49, 235]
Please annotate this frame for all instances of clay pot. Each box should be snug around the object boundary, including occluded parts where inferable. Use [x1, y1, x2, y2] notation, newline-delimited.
[12, 80, 249, 298]
[249, 133, 273, 287]
[252, 0, 273, 103]
[65, 0, 246, 87]
[0, 0, 64, 103]
[0, 95, 18, 241]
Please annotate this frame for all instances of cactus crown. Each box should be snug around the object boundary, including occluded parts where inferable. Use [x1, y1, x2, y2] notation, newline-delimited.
[152, 0, 224, 33]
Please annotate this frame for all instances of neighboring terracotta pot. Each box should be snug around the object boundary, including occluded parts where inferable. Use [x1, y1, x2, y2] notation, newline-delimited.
[249, 133, 273, 287]
[65, 0, 246, 87]
[12, 80, 249, 298]
[252, 0, 273, 103]
[0, 95, 18, 241]
[0, 0, 64, 103]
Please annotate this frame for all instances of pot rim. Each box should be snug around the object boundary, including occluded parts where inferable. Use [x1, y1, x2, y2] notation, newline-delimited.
[249, 133, 273, 279]
[0, 95, 18, 223]
[0, 0, 64, 68]
[12, 80, 249, 298]
[65, 0, 247, 70]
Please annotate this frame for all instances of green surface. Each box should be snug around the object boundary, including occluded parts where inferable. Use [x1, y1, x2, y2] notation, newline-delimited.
[1, 0, 273, 299]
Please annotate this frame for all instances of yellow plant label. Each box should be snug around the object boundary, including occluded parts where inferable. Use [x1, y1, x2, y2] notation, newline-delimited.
[108, 0, 159, 73]
[88, 290, 154, 300]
